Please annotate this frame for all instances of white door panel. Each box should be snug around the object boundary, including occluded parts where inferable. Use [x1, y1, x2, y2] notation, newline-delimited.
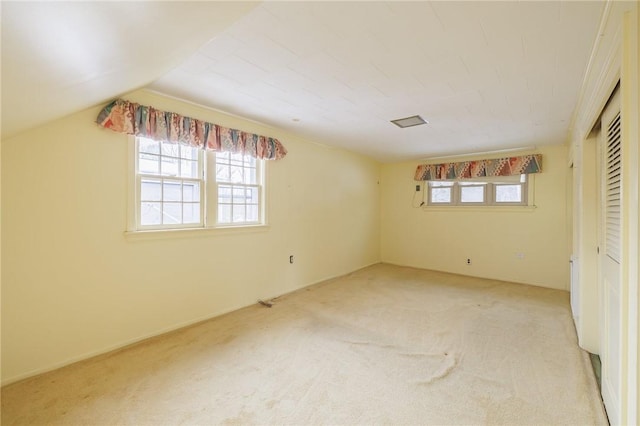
[599, 87, 622, 426]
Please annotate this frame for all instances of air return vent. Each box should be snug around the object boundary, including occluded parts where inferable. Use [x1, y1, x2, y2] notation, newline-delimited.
[391, 115, 428, 128]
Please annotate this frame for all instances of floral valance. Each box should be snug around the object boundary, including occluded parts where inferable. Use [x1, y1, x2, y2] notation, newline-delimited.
[414, 154, 542, 181]
[96, 99, 287, 160]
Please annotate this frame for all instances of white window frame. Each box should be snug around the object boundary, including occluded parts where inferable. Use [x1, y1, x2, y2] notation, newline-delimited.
[458, 182, 488, 205]
[492, 180, 529, 206]
[128, 136, 266, 232]
[134, 138, 205, 230]
[428, 181, 455, 204]
[207, 151, 265, 227]
[426, 174, 530, 207]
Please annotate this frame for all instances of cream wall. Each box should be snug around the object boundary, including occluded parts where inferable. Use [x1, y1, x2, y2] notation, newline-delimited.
[1, 131, 3, 382]
[0, 90, 381, 384]
[380, 145, 570, 290]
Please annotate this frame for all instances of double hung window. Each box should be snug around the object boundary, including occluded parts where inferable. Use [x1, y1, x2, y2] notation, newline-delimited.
[132, 137, 265, 231]
[214, 152, 261, 225]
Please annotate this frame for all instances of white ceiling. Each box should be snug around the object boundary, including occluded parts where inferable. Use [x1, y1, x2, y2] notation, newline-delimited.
[149, 1, 605, 162]
[2, 1, 605, 163]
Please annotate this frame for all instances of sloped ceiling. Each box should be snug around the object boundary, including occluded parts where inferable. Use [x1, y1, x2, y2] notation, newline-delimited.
[1, 1, 258, 139]
[2, 1, 606, 162]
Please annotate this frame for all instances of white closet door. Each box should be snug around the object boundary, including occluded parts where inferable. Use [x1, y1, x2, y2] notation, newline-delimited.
[599, 87, 622, 426]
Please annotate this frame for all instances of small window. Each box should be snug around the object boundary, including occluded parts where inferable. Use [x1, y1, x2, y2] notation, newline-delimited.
[459, 182, 486, 204]
[426, 175, 528, 207]
[429, 181, 454, 204]
[495, 184, 522, 203]
[493, 174, 527, 205]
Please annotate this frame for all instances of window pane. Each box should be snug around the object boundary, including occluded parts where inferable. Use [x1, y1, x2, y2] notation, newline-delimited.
[216, 151, 230, 162]
[245, 167, 257, 184]
[183, 203, 201, 224]
[183, 182, 200, 202]
[180, 145, 198, 160]
[232, 205, 246, 222]
[218, 185, 232, 202]
[180, 160, 198, 178]
[430, 181, 454, 187]
[161, 142, 180, 158]
[245, 186, 259, 204]
[232, 187, 246, 203]
[495, 184, 522, 203]
[218, 204, 231, 224]
[244, 156, 256, 168]
[246, 205, 259, 222]
[139, 153, 160, 175]
[141, 202, 161, 225]
[139, 138, 160, 154]
[460, 186, 484, 203]
[161, 157, 179, 176]
[216, 164, 230, 182]
[163, 181, 182, 202]
[431, 187, 452, 203]
[230, 152, 244, 166]
[163, 203, 182, 224]
[230, 166, 243, 183]
[140, 179, 162, 201]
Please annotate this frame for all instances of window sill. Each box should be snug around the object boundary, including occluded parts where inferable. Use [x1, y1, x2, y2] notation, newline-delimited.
[124, 224, 271, 241]
[422, 205, 537, 213]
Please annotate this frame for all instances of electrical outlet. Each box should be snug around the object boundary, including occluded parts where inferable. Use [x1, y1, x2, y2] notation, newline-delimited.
[415, 184, 421, 192]
[289, 255, 294, 264]
[466, 258, 471, 265]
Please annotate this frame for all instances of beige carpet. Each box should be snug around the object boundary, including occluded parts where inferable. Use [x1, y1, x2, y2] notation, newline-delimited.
[2, 264, 607, 425]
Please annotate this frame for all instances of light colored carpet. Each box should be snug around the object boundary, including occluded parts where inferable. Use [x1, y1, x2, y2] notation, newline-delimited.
[1, 263, 607, 425]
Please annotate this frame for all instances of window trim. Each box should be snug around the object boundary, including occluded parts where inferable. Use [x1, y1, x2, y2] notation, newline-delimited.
[493, 182, 528, 206]
[207, 151, 265, 227]
[458, 182, 488, 205]
[134, 139, 206, 230]
[425, 174, 532, 208]
[136, 174, 205, 231]
[127, 136, 268, 234]
[428, 181, 455, 204]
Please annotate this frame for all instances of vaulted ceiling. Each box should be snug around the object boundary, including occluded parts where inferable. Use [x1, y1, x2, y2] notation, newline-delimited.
[1, 1, 259, 139]
[2, 1, 605, 162]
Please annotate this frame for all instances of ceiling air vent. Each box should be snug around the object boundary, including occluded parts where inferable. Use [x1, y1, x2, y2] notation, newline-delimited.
[390, 115, 428, 128]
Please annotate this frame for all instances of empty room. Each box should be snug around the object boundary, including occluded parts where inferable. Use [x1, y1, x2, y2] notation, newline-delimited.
[1, 1, 639, 425]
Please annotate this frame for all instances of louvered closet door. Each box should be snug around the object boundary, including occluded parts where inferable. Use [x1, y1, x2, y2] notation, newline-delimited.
[599, 87, 622, 426]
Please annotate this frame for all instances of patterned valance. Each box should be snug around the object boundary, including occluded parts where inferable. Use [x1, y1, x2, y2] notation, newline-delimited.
[414, 154, 542, 181]
[96, 99, 287, 160]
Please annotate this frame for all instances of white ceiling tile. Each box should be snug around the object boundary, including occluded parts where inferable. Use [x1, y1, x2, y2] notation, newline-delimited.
[199, 34, 247, 61]
[147, 1, 605, 162]
[236, 38, 300, 73]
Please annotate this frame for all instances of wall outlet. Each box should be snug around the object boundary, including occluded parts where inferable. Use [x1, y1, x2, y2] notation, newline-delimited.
[466, 258, 471, 265]
[289, 255, 294, 264]
[415, 184, 421, 192]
